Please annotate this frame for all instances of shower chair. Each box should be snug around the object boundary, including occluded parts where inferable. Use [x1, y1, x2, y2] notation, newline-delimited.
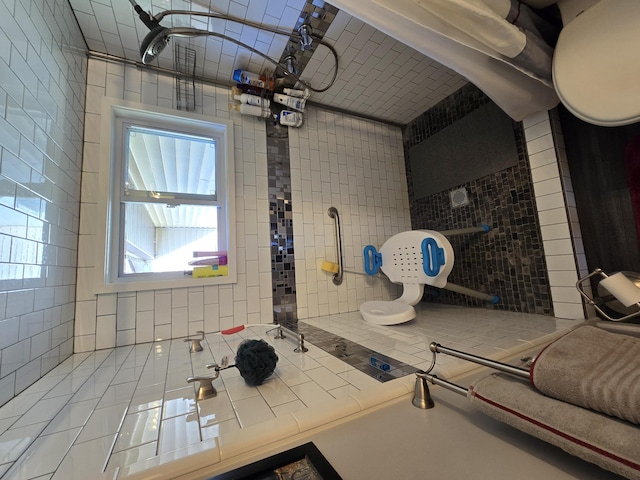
[359, 227, 499, 325]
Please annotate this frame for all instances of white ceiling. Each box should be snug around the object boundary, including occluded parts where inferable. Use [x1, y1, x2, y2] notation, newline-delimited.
[68, 0, 469, 125]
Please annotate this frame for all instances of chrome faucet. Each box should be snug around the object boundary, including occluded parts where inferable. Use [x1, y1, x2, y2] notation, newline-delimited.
[186, 356, 229, 401]
[184, 331, 205, 353]
[187, 370, 220, 400]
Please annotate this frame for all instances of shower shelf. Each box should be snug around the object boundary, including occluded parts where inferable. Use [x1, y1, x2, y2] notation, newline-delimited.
[175, 43, 196, 112]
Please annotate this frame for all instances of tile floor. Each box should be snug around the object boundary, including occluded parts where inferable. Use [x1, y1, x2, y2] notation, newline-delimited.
[0, 305, 580, 479]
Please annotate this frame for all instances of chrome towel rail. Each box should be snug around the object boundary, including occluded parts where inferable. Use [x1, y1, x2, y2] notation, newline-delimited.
[413, 341, 531, 408]
[328, 207, 343, 285]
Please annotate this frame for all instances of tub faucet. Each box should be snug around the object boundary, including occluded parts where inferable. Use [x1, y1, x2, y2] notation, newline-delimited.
[184, 331, 205, 353]
[187, 369, 220, 400]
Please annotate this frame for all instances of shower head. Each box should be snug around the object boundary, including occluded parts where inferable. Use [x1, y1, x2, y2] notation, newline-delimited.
[140, 26, 171, 64]
[140, 27, 209, 64]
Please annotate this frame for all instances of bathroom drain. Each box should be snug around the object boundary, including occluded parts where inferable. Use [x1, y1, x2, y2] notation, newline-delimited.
[450, 187, 469, 208]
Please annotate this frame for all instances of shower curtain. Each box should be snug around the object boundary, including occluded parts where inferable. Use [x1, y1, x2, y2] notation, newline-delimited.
[330, 0, 560, 121]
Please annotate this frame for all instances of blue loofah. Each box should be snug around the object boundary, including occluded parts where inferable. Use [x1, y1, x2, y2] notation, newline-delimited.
[234, 339, 278, 386]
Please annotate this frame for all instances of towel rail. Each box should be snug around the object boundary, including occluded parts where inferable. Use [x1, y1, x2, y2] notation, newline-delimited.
[414, 341, 531, 405]
[328, 207, 343, 285]
[429, 342, 530, 379]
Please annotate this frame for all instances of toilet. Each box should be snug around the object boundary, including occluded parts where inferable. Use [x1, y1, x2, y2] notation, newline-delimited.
[359, 230, 454, 325]
[550, 0, 640, 126]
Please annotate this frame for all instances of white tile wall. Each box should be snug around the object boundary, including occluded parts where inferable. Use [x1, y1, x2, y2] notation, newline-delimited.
[74, 58, 274, 352]
[523, 110, 589, 319]
[74, 51, 415, 348]
[0, 0, 87, 403]
[303, 10, 468, 125]
[289, 110, 411, 319]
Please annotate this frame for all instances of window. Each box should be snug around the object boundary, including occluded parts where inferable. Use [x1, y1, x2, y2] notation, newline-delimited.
[94, 100, 236, 292]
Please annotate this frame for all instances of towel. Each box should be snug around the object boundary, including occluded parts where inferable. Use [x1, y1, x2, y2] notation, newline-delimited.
[469, 373, 640, 480]
[530, 325, 640, 424]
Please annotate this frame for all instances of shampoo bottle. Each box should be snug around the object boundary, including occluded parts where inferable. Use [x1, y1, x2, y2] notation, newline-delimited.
[229, 103, 271, 118]
[283, 88, 311, 99]
[278, 110, 303, 127]
[273, 93, 306, 111]
[234, 93, 270, 108]
[233, 69, 275, 90]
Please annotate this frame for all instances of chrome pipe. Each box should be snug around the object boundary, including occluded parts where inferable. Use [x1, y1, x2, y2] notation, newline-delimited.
[424, 372, 469, 396]
[327, 207, 344, 285]
[430, 342, 530, 379]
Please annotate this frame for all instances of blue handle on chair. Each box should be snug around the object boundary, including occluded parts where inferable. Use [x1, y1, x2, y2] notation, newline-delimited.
[363, 245, 383, 275]
[422, 238, 445, 277]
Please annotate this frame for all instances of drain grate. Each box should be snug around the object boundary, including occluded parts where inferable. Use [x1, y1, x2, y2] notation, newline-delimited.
[450, 187, 469, 208]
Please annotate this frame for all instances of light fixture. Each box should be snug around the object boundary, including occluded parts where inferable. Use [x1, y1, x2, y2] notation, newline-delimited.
[128, 2, 339, 93]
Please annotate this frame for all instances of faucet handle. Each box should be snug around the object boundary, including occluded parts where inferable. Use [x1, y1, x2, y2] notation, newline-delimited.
[206, 356, 229, 371]
[186, 374, 218, 400]
[184, 331, 205, 353]
[184, 330, 205, 341]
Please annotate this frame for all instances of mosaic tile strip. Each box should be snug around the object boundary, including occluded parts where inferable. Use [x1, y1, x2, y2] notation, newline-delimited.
[281, 321, 419, 382]
[267, 121, 298, 323]
[403, 84, 552, 315]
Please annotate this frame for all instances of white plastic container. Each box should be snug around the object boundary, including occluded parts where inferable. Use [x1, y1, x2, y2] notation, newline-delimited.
[283, 88, 310, 99]
[273, 93, 306, 112]
[230, 103, 271, 118]
[279, 110, 303, 127]
[234, 93, 270, 108]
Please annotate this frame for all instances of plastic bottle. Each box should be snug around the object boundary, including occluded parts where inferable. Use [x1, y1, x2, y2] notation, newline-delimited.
[229, 103, 271, 118]
[234, 83, 272, 99]
[283, 88, 311, 99]
[278, 110, 303, 127]
[234, 93, 270, 108]
[273, 93, 306, 112]
[233, 69, 275, 90]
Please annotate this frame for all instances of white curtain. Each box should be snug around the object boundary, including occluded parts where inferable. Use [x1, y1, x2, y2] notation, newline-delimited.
[329, 0, 560, 121]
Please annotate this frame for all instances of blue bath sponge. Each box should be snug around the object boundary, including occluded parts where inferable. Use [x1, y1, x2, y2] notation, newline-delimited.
[234, 339, 278, 386]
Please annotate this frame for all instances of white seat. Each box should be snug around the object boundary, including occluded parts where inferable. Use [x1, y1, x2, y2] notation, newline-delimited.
[359, 300, 417, 325]
[552, 0, 640, 126]
[359, 231, 453, 326]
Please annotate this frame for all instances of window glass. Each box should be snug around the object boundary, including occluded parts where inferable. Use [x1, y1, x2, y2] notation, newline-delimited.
[94, 100, 235, 292]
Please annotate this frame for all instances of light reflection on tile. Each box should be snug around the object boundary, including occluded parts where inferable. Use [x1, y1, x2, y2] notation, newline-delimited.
[200, 417, 240, 441]
[113, 407, 161, 452]
[0, 422, 48, 463]
[157, 414, 200, 455]
[106, 441, 157, 472]
[3, 427, 80, 479]
[161, 388, 196, 420]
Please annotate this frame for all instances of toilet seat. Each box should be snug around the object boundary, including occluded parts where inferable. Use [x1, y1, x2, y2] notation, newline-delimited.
[552, 0, 640, 126]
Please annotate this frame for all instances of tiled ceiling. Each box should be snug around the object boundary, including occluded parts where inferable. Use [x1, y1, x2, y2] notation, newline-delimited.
[68, 0, 469, 125]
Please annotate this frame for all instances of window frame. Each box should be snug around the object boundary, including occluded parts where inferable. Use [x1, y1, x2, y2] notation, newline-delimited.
[93, 98, 236, 293]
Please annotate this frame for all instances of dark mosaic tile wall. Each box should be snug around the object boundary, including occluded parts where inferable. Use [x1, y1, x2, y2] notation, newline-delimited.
[267, 121, 298, 324]
[403, 84, 553, 315]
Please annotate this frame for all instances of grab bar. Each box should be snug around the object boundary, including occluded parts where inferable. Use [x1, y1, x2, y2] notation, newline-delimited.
[327, 207, 343, 285]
